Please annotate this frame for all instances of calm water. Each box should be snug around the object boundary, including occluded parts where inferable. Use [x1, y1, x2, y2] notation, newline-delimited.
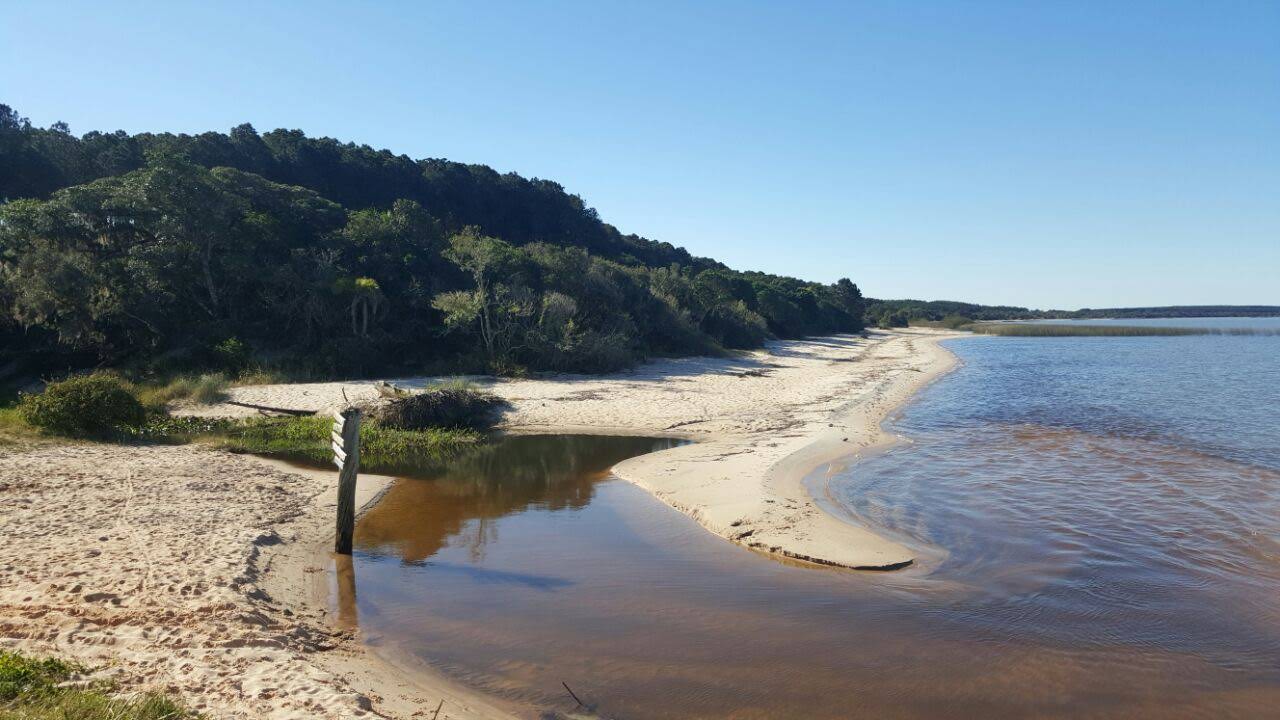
[337, 320, 1280, 719]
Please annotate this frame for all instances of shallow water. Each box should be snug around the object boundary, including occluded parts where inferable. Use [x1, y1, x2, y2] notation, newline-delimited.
[337, 321, 1280, 719]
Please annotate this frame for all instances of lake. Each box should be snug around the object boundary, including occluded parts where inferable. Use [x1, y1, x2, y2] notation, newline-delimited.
[336, 319, 1280, 719]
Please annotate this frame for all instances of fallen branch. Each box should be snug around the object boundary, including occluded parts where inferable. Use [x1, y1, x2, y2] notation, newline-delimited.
[562, 681, 584, 708]
[225, 400, 313, 417]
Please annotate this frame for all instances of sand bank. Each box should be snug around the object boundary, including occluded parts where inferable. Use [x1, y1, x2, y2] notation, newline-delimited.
[187, 328, 961, 568]
[0, 442, 517, 719]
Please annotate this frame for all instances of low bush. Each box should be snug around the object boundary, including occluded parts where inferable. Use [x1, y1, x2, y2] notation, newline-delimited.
[18, 374, 146, 438]
[214, 415, 481, 472]
[0, 405, 34, 445]
[133, 374, 229, 410]
[370, 382, 506, 431]
[702, 301, 770, 349]
[939, 315, 974, 330]
[211, 337, 251, 373]
[125, 415, 238, 443]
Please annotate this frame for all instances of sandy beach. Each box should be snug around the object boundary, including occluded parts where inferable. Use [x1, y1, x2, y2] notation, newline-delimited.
[185, 328, 961, 569]
[3, 328, 959, 718]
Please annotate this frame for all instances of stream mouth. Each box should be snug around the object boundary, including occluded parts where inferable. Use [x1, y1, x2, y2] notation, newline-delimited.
[322, 414, 1279, 719]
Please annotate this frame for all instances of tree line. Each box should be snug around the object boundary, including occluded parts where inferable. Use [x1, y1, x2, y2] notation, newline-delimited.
[0, 105, 867, 379]
[864, 298, 1280, 328]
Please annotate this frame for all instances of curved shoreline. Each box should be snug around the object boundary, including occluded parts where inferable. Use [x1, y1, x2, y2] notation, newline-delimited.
[72, 328, 959, 717]
[3, 330, 962, 720]
[609, 331, 960, 569]
[181, 329, 964, 571]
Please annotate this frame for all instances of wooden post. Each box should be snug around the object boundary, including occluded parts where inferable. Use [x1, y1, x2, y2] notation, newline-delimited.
[333, 408, 361, 554]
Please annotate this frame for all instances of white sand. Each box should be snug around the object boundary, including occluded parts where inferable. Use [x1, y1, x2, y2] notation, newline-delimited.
[3, 328, 958, 718]
[0, 444, 517, 719]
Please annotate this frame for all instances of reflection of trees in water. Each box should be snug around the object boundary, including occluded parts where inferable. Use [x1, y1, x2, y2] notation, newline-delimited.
[356, 435, 676, 564]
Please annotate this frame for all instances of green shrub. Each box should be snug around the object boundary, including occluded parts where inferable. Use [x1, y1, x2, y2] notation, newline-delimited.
[212, 337, 251, 373]
[0, 650, 189, 719]
[940, 315, 974, 329]
[877, 309, 911, 329]
[702, 300, 769, 349]
[125, 415, 238, 443]
[214, 415, 480, 472]
[134, 374, 229, 410]
[0, 650, 75, 701]
[18, 374, 146, 438]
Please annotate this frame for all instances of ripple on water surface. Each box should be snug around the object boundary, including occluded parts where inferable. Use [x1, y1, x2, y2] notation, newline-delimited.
[334, 324, 1280, 719]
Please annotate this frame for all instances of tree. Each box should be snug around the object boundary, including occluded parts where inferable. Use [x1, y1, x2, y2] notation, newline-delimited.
[833, 278, 865, 330]
[432, 228, 533, 368]
[1, 105, 884, 378]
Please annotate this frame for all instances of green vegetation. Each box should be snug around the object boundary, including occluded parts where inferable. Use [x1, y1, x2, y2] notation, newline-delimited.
[214, 415, 479, 473]
[132, 374, 229, 410]
[0, 405, 30, 445]
[370, 382, 505, 431]
[0, 105, 866, 382]
[867, 299, 1044, 324]
[17, 374, 146, 438]
[866, 298, 1280, 325]
[9, 370, 489, 471]
[966, 323, 1276, 337]
[907, 315, 975, 330]
[0, 650, 190, 719]
[1055, 305, 1280, 319]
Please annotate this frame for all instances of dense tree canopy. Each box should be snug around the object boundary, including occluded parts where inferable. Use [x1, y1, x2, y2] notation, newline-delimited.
[1, 106, 867, 378]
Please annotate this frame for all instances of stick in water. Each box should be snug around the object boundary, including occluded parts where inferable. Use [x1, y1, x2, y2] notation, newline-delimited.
[562, 682, 584, 707]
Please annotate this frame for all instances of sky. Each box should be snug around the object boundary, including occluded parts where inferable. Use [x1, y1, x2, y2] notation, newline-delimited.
[3, 0, 1277, 310]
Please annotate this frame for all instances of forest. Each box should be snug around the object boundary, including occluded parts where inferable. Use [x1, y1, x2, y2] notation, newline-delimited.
[0, 105, 868, 380]
[865, 298, 1280, 328]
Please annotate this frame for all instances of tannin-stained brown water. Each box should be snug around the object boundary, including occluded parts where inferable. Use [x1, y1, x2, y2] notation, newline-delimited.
[333, 321, 1280, 719]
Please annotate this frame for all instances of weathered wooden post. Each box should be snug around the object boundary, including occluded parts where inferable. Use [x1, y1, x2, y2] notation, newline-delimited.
[333, 407, 361, 554]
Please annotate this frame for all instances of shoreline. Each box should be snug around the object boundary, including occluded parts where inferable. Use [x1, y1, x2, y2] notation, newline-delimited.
[183, 328, 962, 569]
[1, 329, 961, 719]
[248, 457, 521, 720]
[610, 330, 960, 568]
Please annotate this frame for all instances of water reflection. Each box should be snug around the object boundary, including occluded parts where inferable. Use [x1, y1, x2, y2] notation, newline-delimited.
[332, 343, 1280, 720]
[355, 434, 680, 564]
[331, 553, 359, 630]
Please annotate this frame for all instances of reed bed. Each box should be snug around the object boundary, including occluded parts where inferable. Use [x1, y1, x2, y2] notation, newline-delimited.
[966, 323, 1277, 337]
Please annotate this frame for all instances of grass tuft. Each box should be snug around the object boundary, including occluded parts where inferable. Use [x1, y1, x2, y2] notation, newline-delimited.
[132, 374, 229, 410]
[0, 650, 191, 719]
[210, 415, 481, 473]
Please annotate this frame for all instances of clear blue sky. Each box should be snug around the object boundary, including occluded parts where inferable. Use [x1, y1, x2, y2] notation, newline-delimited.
[4, 0, 1277, 309]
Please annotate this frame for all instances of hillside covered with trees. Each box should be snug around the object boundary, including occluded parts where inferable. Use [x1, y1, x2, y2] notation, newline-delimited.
[865, 298, 1280, 328]
[0, 105, 868, 379]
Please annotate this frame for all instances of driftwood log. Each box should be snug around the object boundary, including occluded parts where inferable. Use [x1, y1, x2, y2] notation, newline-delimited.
[225, 400, 313, 417]
[374, 380, 411, 399]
